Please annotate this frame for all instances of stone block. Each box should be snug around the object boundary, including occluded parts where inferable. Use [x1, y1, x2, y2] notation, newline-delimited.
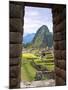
[10, 65, 20, 78]
[10, 3, 23, 18]
[54, 32, 65, 41]
[10, 18, 23, 32]
[10, 57, 20, 65]
[53, 8, 66, 25]
[54, 50, 62, 59]
[9, 78, 20, 88]
[55, 67, 66, 79]
[10, 44, 22, 57]
[10, 32, 22, 43]
[58, 40, 66, 50]
[56, 60, 66, 69]
[54, 41, 59, 50]
[53, 20, 66, 33]
[56, 76, 65, 86]
[61, 50, 66, 59]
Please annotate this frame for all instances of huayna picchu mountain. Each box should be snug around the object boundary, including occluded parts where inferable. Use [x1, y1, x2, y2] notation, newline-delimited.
[32, 25, 53, 48]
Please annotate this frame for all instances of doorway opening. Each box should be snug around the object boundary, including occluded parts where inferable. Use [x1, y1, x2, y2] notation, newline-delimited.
[21, 6, 55, 88]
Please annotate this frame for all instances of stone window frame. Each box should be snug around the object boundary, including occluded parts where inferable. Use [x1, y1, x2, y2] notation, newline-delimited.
[9, 1, 66, 89]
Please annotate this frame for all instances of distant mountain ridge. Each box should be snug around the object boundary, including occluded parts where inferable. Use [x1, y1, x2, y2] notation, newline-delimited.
[23, 33, 35, 44]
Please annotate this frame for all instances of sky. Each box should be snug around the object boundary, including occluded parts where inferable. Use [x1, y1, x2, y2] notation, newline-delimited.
[24, 6, 53, 36]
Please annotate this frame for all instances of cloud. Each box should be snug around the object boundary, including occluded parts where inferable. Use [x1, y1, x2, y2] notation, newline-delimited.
[25, 7, 39, 17]
[25, 11, 39, 16]
[24, 6, 53, 35]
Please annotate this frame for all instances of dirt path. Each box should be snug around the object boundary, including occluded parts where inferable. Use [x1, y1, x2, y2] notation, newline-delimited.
[20, 79, 55, 88]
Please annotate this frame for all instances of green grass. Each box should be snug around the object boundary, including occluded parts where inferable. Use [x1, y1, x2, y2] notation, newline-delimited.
[33, 58, 54, 71]
[45, 64, 55, 71]
[22, 53, 38, 59]
[46, 55, 54, 59]
[21, 62, 36, 81]
[45, 52, 51, 54]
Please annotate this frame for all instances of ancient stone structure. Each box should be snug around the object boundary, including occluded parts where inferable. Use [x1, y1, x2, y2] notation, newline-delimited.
[52, 5, 66, 86]
[9, 1, 66, 88]
[9, 2, 24, 88]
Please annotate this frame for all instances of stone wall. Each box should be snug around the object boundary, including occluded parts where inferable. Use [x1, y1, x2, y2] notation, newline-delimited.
[52, 5, 66, 85]
[9, 2, 24, 88]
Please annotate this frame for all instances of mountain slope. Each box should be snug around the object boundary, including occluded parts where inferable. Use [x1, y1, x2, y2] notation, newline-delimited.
[32, 25, 53, 48]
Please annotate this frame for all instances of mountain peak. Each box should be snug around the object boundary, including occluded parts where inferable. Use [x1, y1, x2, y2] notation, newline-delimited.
[32, 25, 53, 48]
[38, 25, 49, 33]
[41, 25, 48, 28]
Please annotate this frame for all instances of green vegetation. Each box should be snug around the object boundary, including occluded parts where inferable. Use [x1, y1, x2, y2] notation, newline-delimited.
[21, 49, 54, 82]
[21, 25, 54, 82]
[32, 25, 53, 48]
[22, 53, 38, 59]
[21, 62, 36, 81]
